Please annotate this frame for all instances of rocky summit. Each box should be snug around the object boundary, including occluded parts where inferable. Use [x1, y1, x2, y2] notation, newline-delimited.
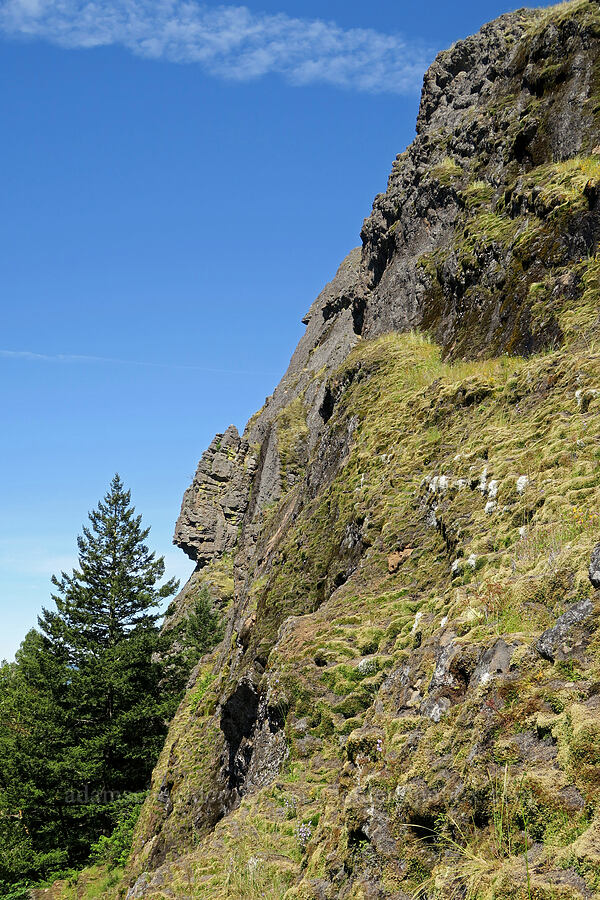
[61, 1, 600, 897]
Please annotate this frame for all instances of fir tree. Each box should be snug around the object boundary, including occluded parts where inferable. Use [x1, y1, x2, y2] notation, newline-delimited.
[0, 475, 195, 887]
[0, 631, 72, 884]
[184, 586, 225, 662]
[38, 474, 179, 795]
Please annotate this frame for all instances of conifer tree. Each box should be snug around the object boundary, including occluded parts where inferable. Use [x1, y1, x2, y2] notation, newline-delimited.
[0, 476, 193, 886]
[184, 585, 225, 662]
[38, 474, 179, 795]
[0, 630, 72, 884]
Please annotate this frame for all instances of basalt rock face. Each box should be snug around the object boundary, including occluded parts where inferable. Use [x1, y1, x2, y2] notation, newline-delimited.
[360, 4, 600, 357]
[174, 425, 252, 566]
[125, 4, 600, 899]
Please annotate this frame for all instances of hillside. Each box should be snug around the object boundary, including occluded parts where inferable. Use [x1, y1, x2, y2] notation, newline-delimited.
[58, 2, 600, 897]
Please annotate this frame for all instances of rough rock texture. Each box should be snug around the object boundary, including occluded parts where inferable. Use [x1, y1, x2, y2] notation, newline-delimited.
[360, 5, 600, 357]
[116, 4, 600, 899]
[174, 425, 251, 565]
[589, 541, 600, 587]
[536, 598, 595, 661]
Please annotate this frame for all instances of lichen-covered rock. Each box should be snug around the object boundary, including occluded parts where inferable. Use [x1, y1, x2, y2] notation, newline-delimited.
[536, 598, 595, 662]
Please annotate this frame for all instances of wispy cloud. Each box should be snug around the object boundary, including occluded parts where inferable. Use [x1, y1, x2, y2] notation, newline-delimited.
[0, 348, 272, 375]
[0, 0, 432, 93]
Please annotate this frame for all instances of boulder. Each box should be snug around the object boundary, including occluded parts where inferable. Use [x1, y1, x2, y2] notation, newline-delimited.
[536, 599, 594, 662]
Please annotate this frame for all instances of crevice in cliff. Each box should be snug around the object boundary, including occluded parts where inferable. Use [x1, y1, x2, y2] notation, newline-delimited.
[319, 385, 336, 423]
[407, 812, 439, 844]
[322, 292, 352, 322]
[352, 295, 367, 335]
[220, 682, 260, 791]
[318, 368, 361, 424]
[347, 825, 370, 849]
[320, 289, 366, 337]
[219, 683, 287, 801]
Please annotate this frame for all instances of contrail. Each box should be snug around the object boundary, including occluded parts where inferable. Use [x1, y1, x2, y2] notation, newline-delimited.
[0, 348, 272, 376]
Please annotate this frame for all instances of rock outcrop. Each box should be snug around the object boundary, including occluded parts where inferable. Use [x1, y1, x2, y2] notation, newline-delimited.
[121, 3, 600, 899]
[589, 541, 600, 587]
[174, 425, 251, 566]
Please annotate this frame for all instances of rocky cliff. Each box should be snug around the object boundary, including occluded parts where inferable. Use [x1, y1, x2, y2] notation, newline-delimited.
[121, 2, 600, 897]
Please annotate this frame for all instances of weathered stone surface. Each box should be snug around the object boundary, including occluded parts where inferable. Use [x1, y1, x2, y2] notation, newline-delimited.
[536, 599, 595, 662]
[125, 873, 152, 899]
[589, 542, 600, 588]
[173, 425, 250, 564]
[470, 639, 515, 686]
[359, 8, 600, 358]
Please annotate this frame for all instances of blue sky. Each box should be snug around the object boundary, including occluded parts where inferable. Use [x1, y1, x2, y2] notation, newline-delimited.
[0, 0, 555, 660]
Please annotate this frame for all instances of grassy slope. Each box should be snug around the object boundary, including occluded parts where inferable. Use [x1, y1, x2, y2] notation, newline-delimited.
[96, 323, 600, 899]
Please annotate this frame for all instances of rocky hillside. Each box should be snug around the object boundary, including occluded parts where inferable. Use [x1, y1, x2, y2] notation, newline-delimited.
[104, 2, 600, 897]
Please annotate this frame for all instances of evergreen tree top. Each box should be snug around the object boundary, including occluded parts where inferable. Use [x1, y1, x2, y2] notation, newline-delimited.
[39, 475, 179, 660]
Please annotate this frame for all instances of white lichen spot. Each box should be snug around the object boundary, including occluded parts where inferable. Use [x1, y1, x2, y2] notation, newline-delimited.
[450, 559, 463, 575]
[480, 672, 493, 686]
[425, 505, 438, 528]
[519, 525, 527, 538]
[456, 477, 467, 490]
[357, 657, 377, 676]
[440, 616, 448, 627]
[479, 467, 488, 493]
[575, 388, 600, 410]
[516, 475, 529, 494]
[485, 500, 497, 514]
[467, 554, 477, 569]
[426, 698, 450, 722]
[411, 611, 423, 633]
[429, 475, 449, 494]
[487, 480, 498, 500]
